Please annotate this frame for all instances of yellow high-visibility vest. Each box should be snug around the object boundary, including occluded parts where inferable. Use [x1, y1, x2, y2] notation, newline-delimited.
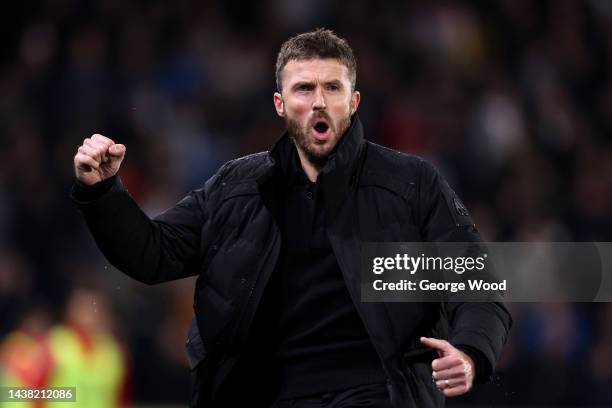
[46, 325, 125, 408]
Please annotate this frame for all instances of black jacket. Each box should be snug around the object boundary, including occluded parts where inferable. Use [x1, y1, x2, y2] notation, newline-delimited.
[72, 115, 511, 407]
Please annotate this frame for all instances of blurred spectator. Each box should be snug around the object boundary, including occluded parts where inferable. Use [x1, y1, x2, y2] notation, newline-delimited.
[46, 288, 130, 408]
[0, 305, 53, 408]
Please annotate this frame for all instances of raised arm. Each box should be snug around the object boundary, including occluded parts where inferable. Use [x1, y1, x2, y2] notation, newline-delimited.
[72, 134, 210, 284]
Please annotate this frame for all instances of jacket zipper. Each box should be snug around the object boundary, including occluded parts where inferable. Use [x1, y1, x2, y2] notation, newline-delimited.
[328, 235, 392, 378]
[211, 227, 281, 396]
[237, 227, 280, 341]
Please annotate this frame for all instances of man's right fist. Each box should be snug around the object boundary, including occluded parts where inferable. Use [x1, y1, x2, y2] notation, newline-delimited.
[74, 134, 126, 186]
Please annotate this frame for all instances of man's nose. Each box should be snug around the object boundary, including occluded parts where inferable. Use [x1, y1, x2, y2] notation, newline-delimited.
[312, 87, 327, 110]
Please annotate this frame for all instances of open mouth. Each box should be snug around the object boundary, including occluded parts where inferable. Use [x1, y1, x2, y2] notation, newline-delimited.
[314, 121, 329, 133]
[312, 119, 331, 141]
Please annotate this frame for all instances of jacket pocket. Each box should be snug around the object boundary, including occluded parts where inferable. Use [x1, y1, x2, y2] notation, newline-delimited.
[186, 315, 207, 370]
[402, 353, 444, 408]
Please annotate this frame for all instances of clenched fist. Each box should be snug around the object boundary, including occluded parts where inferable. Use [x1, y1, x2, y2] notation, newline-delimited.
[74, 134, 126, 186]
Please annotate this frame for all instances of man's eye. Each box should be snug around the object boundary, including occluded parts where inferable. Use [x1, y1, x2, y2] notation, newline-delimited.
[297, 85, 311, 91]
[327, 84, 339, 91]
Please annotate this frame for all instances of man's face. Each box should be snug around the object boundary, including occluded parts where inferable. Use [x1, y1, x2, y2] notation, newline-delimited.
[274, 58, 360, 167]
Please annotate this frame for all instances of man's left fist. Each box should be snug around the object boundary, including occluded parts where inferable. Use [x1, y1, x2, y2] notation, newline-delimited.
[420, 336, 475, 397]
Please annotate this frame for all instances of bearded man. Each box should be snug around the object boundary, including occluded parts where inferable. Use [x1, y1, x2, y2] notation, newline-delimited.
[72, 28, 511, 408]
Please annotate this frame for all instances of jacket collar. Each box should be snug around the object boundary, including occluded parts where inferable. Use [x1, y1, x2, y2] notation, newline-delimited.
[264, 113, 366, 217]
[268, 113, 365, 184]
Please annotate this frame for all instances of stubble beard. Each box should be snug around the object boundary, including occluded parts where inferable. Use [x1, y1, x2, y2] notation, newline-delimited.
[285, 112, 352, 170]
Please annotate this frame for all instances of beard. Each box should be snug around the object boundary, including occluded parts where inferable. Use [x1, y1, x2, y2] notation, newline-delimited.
[285, 111, 352, 170]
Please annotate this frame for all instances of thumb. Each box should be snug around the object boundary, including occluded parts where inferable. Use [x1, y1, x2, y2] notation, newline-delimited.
[420, 337, 452, 354]
[108, 144, 126, 158]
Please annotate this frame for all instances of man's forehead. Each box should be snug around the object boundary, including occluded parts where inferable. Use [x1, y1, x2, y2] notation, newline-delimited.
[283, 58, 349, 82]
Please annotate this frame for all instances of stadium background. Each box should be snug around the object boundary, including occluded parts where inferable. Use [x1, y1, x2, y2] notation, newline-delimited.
[0, 0, 611, 406]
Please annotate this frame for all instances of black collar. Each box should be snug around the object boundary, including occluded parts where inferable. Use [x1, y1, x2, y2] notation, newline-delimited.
[286, 146, 309, 187]
[270, 114, 364, 181]
[265, 114, 366, 217]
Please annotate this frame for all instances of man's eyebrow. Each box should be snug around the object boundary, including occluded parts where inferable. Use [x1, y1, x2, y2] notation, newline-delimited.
[324, 79, 343, 87]
[291, 79, 344, 89]
[291, 81, 315, 89]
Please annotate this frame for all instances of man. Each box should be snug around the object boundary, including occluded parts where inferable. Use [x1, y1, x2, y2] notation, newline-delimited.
[72, 29, 511, 407]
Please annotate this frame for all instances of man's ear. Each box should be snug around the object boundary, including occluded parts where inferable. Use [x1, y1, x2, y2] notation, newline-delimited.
[350, 90, 361, 115]
[273, 92, 285, 117]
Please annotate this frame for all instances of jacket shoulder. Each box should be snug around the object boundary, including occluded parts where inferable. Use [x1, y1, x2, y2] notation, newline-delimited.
[363, 141, 426, 183]
[217, 151, 273, 184]
[200, 152, 272, 205]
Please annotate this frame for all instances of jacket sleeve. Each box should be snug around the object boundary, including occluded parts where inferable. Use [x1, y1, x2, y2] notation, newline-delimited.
[70, 170, 222, 285]
[416, 159, 512, 383]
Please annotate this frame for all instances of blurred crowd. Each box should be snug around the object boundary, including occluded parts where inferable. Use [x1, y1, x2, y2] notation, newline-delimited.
[0, 0, 611, 406]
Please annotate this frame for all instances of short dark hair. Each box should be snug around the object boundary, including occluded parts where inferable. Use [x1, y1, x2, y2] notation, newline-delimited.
[275, 28, 357, 92]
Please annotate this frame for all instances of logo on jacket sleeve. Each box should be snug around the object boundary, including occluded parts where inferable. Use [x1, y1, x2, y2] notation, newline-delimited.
[453, 196, 469, 217]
